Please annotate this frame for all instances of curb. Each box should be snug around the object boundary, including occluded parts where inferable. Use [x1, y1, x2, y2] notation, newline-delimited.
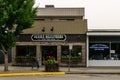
[0, 72, 65, 77]
[66, 72, 120, 74]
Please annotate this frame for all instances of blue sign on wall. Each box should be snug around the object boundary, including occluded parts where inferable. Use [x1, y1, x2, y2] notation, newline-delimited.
[89, 44, 109, 51]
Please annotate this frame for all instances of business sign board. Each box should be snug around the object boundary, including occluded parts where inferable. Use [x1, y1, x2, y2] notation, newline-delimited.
[31, 34, 66, 41]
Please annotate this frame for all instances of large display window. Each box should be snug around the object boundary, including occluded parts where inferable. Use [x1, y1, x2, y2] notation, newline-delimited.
[16, 46, 36, 57]
[15, 46, 36, 66]
[89, 43, 120, 60]
[111, 43, 120, 60]
[89, 43, 110, 60]
[61, 45, 82, 65]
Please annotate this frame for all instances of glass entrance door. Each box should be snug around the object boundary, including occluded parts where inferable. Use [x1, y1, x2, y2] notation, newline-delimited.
[41, 46, 57, 65]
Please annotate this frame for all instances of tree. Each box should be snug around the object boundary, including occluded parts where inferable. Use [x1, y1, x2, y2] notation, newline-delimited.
[0, 0, 37, 71]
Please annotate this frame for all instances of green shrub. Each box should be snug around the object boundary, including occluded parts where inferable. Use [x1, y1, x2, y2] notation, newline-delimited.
[16, 56, 35, 59]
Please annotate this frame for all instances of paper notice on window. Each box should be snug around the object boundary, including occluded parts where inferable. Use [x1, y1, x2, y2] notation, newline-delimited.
[110, 50, 115, 53]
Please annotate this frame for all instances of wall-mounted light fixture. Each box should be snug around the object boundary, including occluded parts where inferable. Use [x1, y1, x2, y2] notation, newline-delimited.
[50, 27, 54, 31]
[42, 27, 45, 32]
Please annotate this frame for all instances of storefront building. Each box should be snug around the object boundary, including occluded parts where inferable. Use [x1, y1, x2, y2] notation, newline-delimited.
[11, 5, 87, 67]
[87, 30, 120, 67]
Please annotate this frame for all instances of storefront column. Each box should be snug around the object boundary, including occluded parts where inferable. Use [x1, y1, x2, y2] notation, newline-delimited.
[57, 45, 61, 63]
[11, 47, 16, 64]
[82, 44, 86, 66]
[86, 36, 89, 67]
[36, 45, 41, 66]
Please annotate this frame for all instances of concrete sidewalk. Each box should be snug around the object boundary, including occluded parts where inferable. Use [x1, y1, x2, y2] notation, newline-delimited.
[65, 67, 120, 74]
[0, 66, 120, 76]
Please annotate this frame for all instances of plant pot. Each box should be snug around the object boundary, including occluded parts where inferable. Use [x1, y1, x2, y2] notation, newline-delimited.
[45, 63, 59, 72]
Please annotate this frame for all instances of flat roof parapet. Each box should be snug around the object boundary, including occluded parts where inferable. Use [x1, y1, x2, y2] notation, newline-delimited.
[37, 7, 84, 17]
[88, 29, 120, 32]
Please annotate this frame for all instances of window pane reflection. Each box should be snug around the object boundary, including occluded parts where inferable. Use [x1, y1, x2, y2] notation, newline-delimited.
[89, 43, 120, 60]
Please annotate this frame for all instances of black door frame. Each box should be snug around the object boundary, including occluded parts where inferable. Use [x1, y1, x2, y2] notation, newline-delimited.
[41, 46, 57, 64]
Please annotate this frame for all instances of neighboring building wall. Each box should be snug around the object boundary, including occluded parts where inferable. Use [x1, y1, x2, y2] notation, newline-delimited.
[87, 30, 120, 67]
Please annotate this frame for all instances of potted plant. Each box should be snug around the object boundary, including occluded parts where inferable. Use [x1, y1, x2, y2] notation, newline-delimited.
[45, 56, 59, 72]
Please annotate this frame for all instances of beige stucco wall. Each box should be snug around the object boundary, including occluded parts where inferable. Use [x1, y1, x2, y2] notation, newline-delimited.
[23, 19, 87, 34]
[22, 7, 87, 34]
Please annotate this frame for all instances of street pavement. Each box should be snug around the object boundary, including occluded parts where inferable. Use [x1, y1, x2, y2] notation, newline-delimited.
[0, 74, 120, 80]
[0, 65, 120, 76]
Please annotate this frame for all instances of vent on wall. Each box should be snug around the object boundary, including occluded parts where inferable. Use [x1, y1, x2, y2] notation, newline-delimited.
[45, 5, 54, 8]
